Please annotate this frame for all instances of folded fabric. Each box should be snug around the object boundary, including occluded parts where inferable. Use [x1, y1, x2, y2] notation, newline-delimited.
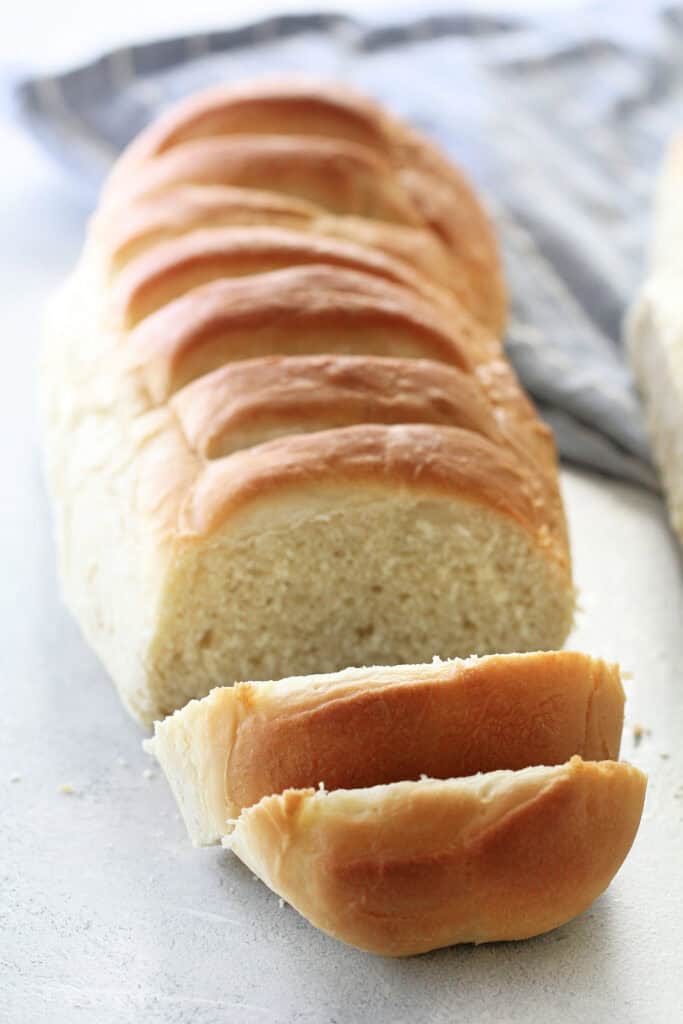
[16, 0, 679, 489]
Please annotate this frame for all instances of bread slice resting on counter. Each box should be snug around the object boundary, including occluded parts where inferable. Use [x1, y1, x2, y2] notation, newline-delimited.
[146, 652, 645, 956]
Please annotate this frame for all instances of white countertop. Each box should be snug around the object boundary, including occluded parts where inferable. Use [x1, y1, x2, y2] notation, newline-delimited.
[2, 12, 682, 1018]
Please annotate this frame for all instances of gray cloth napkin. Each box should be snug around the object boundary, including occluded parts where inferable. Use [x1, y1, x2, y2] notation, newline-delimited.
[14, 1, 683, 490]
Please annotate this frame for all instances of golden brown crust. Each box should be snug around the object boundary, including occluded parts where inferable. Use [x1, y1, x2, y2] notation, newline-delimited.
[224, 653, 623, 814]
[102, 77, 506, 332]
[99, 186, 320, 268]
[98, 185, 495, 331]
[180, 423, 557, 555]
[114, 239, 566, 567]
[111, 225, 457, 328]
[147, 651, 625, 845]
[124, 265, 477, 402]
[103, 134, 425, 226]
[106, 79, 398, 172]
[99, 78, 546, 511]
[170, 354, 505, 459]
[228, 758, 647, 955]
[167, 352, 566, 569]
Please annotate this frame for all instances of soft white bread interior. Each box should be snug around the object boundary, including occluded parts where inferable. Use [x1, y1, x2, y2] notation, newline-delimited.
[43, 77, 573, 724]
[226, 758, 646, 956]
[146, 651, 625, 845]
[626, 134, 683, 542]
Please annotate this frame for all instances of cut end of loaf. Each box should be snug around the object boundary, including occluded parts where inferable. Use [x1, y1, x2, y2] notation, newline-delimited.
[142, 490, 574, 722]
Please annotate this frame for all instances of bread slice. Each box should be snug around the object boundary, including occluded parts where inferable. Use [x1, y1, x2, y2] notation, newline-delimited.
[145, 652, 624, 845]
[226, 758, 646, 955]
[626, 135, 683, 542]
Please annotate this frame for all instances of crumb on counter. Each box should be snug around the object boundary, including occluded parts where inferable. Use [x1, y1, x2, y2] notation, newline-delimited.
[10, 773, 21, 783]
[143, 769, 156, 780]
[58, 783, 76, 795]
[278, 898, 285, 909]
[633, 724, 651, 745]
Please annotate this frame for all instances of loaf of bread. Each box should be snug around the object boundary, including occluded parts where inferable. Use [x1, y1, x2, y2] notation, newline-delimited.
[146, 651, 625, 845]
[145, 652, 643, 955]
[42, 77, 574, 724]
[626, 136, 683, 543]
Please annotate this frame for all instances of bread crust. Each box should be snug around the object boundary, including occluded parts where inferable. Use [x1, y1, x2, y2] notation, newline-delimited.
[180, 423, 558, 546]
[105, 134, 425, 225]
[111, 225, 459, 328]
[105, 79, 404, 170]
[123, 265, 477, 400]
[102, 77, 506, 333]
[227, 757, 646, 955]
[169, 354, 506, 459]
[147, 652, 624, 845]
[97, 186, 474, 310]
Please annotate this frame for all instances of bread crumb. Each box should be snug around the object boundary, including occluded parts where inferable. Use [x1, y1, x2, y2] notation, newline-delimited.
[9, 774, 21, 783]
[419, 773, 429, 781]
[117, 756, 128, 767]
[621, 671, 634, 681]
[633, 724, 651, 745]
[660, 753, 670, 760]
[143, 769, 156, 780]
[318, 781, 326, 793]
[278, 898, 285, 909]
[58, 783, 76, 795]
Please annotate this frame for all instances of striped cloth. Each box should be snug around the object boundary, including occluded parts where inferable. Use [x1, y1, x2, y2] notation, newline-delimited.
[15, 1, 682, 489]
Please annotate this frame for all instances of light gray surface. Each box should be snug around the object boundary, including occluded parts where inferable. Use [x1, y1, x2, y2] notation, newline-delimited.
[1, 83, 682, 1024]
